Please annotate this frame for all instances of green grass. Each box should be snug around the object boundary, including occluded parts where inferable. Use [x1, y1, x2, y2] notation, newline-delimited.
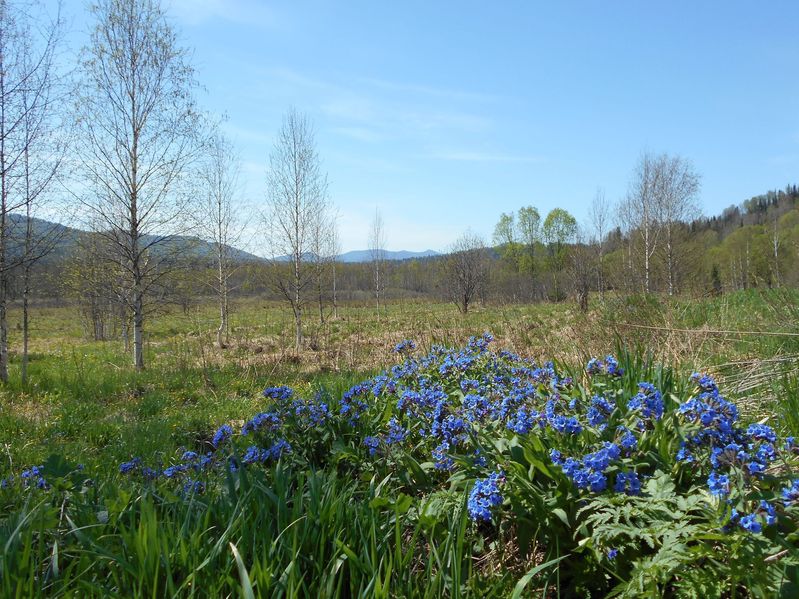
[4, 290, 799, 469]
[1, 290, 798, 596]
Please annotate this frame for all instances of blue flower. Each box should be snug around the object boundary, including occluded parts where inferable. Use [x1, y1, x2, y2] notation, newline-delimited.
[739, 513, 762, 534]
[507, 408, 539, 434]
[242, 445, 265, 464]
[690, 372, 718, 393]
[606, 548, 619, 560]
[586, 355, 623, 376]
[119, 458, 141, 474]
[432, 442, 454, 470]
[385, 418, 407, 445]
[393, 339, 416, 354]
[781, 479, 799, 505]
[265, 439, 291, 461]
[614, 471, 641, 495]
[627, 383, 663, 420]
[676, 445, 694, 463]
[163, 464, 187, 478]
[759, 500, 777, 526]
[549, 448, 564, 465]
[618, 428, 638, 452]
[242, 411, 281, 436]
[363, 436, 381, 456]
[340, 383, 371, 424]
[747, 423, 777, 444]
[550, 415, 583, 435]
[467, 471, 504, 522]
[212, 424, 233, 447]
[263, 385, 293, 400]
[708, 471, 729, 497]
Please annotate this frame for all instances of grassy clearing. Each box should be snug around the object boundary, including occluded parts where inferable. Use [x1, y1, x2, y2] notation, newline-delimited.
[3, 290, 799, 469]
[1, 290, 798, 596]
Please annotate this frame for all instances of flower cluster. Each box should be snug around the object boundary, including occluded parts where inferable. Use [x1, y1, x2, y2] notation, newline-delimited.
[627, 382, 664, 423]
[99, 337, 798, 541]
[586, 355, 624, 377]
[675, 373, 795, 533]
[263, 386, 293, 401]
[551, 442, 636, 494]
[115, 382, 322, 492]
[393, 339, 416, 354]
[467, 470, 505, 522]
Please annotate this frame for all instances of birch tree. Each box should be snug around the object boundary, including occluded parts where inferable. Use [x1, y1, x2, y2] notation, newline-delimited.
[18, 3, 68, 384]
[655, 155, 700, 295]
[517, 205, 540, 290]
[542, 208, 577, 301]
[310, 206, 338, 323]
[0, 0, 64, 383]
[265, 109, 328, 350]
[619, 153, 662, 293]
[369, 208, 385, 321]
[196, 131, 244, 347]
[328, 216, 340, 319]
[588, 188, 610, 298]
[75, 0, 203, 370]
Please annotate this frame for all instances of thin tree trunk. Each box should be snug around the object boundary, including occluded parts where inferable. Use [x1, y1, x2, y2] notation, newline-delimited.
[216, 241, 227, 347]
[133, 286, 144, 370]
[22, 152, 32, 384]
[0, 63, 8, 384]
[317, 270, 324, 324]
[375, 262, 381, 322]
[644, 222, 651, 294]
[666, 224, 675, 296]
[773, 217, 780, 288]
[22, 272, 29, 384]
[332, 261, 338, 319]
[294, 251, 302, 351]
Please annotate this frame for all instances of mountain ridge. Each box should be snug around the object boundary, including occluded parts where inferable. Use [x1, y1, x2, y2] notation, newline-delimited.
[5, 214, 440, 264]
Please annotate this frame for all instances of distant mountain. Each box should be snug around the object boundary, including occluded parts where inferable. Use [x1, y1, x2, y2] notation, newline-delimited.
[5, 214, 437, 265]
[337, 249, 440, 263]
[3, 214, 262, 263]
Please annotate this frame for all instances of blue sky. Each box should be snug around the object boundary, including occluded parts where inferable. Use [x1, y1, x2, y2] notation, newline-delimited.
[61, 1, 799, 252]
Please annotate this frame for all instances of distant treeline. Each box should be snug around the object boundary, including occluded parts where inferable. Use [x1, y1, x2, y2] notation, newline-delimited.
[10, 182, 796, 337]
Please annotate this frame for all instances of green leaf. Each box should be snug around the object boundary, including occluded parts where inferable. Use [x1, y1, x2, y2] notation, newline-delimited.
[511, 555, 569, 599]
[229, 542, 255, 599]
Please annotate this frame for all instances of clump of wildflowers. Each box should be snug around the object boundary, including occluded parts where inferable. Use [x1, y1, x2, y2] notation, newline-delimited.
[627, 382, 664, 422]
[782, 479, 799, 505]
[212, 424, 233, 447]
[119, 457, 141, 474]
[614, 471, 641, 495]
[263, 385, 293, 401]
[393, 339, 416, 354]
[468, 470, 505, 522]
[363, 436, 380, 456]
[587, 355, 624, 377]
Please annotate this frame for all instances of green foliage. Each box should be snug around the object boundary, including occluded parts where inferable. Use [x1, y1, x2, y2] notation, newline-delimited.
[3, 296, 799, 596]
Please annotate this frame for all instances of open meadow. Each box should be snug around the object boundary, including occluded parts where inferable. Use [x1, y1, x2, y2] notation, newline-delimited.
[2, 290, 799, 596]
[4, 0, 799, 595]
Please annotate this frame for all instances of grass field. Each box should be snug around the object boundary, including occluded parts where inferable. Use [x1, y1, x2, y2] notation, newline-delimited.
[2, 290, 799, 596]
